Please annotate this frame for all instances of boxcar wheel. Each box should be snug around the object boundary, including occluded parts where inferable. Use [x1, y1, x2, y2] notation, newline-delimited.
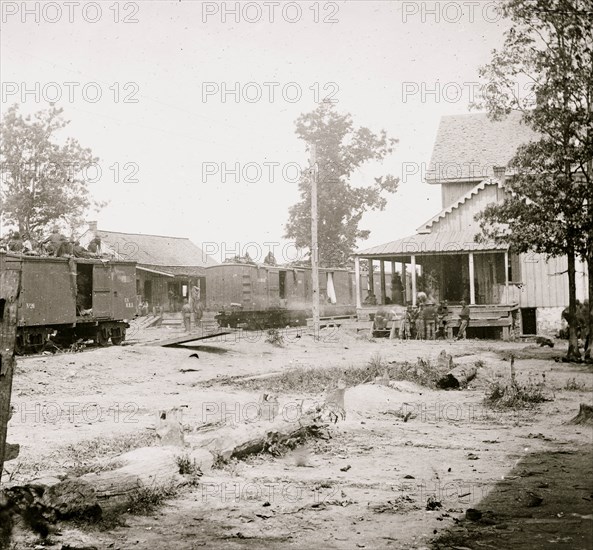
[31, 342, 46, 354]
[111, 335, 124, 345]
[96, 331, 109, 347]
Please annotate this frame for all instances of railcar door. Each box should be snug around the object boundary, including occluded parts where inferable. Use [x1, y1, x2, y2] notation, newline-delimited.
[112, 264, 137, 319]
[92, 264, 113, 318]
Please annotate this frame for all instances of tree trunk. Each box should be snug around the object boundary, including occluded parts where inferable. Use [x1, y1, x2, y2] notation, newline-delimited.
[586, 254, 592, 362]
[566, 245, 581, 361]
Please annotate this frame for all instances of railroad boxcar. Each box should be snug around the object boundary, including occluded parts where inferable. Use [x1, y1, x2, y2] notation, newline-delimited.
[205, 263, 361, 329]
[0, 252, 136, 353]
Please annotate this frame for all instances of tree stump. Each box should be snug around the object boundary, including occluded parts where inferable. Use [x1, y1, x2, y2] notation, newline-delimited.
[437, 363, 478, 389]
[568, 403, 593, 426]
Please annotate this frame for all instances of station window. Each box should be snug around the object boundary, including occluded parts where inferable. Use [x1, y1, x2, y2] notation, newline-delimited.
[508, 252, 521, 283]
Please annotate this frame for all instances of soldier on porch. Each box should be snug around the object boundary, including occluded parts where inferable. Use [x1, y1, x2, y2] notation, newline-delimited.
[436, 300, 449, 339]
[456, 300, 470, 340]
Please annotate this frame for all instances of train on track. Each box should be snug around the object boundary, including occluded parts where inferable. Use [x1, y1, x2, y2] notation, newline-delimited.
[0, 252, 137, 354]
[205, 263, 378, 329]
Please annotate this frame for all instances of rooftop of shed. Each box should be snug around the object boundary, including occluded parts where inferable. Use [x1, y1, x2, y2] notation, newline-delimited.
[94, 230, 218, 269]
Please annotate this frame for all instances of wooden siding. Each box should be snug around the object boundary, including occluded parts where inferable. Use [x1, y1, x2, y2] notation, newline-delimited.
[432, 184, 502, 234]
[441, 182, 477, 209]
[517, 254, 588, 308]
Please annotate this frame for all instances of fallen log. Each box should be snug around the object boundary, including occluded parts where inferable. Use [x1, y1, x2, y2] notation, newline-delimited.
[193, 412, 329, 464]
[230, 422, 328, 461]
[437, 363, 478, 389]
[568, 403, 593, 426]
[3, 411, 328, 534]
[3, 445, 191, 524]
[79, 446, 188, 510]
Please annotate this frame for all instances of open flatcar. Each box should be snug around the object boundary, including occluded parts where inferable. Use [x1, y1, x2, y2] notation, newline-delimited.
[0, 252, 136, 353]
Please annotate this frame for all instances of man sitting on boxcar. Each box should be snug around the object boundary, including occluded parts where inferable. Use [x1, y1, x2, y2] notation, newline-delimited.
[43, 227, 66, 256]
[73, 240, 90, 258]
[56, 239, 74, 257]
[87, 236, 102, 256]
[7, 231, 24, 253]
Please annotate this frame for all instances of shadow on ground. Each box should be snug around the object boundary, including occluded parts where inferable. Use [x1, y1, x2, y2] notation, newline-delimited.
[432, 446, 593, 550]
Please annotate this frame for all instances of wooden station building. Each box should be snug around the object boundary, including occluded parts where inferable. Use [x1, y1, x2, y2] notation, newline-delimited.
[353, 112, 588, 338]
[80, 223, 217, 313]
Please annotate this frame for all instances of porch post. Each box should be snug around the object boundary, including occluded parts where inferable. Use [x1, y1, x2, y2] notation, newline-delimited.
[390, 261, 396, 302]
[504, 250, 509, 304]
[469, 252, 476, 305]
[411, 255, 417, 306]
[368, 259, 375, 298]
[354, 256, 362, 309]
[380, 260, 386, 305]
[401, 262, 406, 304]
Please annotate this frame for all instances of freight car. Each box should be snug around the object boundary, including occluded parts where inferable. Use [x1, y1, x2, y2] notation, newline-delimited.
[205, 263, 364, 329]
[0, 252, 137, 353]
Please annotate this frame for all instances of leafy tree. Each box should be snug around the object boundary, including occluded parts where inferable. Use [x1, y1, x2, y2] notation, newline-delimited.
[473, 0, 592, 361]
[284, 102, 398, 267]
[0, 104, 102, 240]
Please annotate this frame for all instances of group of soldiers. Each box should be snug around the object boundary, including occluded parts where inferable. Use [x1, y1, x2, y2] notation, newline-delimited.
[373, 295, 471, 340]
[0, 227, 104, 259]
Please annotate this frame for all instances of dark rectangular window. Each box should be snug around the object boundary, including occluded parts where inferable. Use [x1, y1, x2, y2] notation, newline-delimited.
[508, 252, 521, 283]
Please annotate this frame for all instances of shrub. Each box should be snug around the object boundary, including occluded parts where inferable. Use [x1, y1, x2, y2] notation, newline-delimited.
[265, 329, 284, 347]
[486, 374, 551, 409]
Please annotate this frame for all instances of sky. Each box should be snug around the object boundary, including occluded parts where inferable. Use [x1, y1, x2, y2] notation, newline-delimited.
[1, 0, 509, 263]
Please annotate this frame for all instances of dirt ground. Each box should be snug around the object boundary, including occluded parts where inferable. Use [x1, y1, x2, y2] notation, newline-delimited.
[3, 323, 593, 550]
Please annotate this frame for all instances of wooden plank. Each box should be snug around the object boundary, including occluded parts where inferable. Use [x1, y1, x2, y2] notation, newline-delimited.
[0, 257, 22, 481]
[447, 319, 512, 328]
[148, 329, 237, 347]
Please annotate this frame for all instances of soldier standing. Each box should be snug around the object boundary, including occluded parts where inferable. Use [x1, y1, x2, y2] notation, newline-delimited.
[456, 300, 471, 340]
[181, 299, 192, 332]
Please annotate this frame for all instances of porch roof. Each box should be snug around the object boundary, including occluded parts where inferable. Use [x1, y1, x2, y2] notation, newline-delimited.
[354, 230, 506, 259]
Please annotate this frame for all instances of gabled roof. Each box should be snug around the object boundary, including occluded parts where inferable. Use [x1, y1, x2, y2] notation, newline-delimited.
[416, 177, 500, 233]
[354, 229, 504, 258]
[426, 111, 538, 184]
[93, 230, 218, 269]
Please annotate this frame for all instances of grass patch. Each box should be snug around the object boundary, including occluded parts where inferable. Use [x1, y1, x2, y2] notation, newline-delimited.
[59, 430, 159, 476]
[68, 459, 125, 477]
[485, 374, 551, 409]
[563, 377, 588, 391]
[175, 452, 203, 486]
[7, 430, 158, 483]
[64, 430, 158, 462]
[214, 354, 449, 394]
[125, 482, 179, 515]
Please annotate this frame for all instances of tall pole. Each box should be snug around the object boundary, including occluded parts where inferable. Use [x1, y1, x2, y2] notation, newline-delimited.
[0, 257, 22, 480]
[310, 143, 320, 339]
